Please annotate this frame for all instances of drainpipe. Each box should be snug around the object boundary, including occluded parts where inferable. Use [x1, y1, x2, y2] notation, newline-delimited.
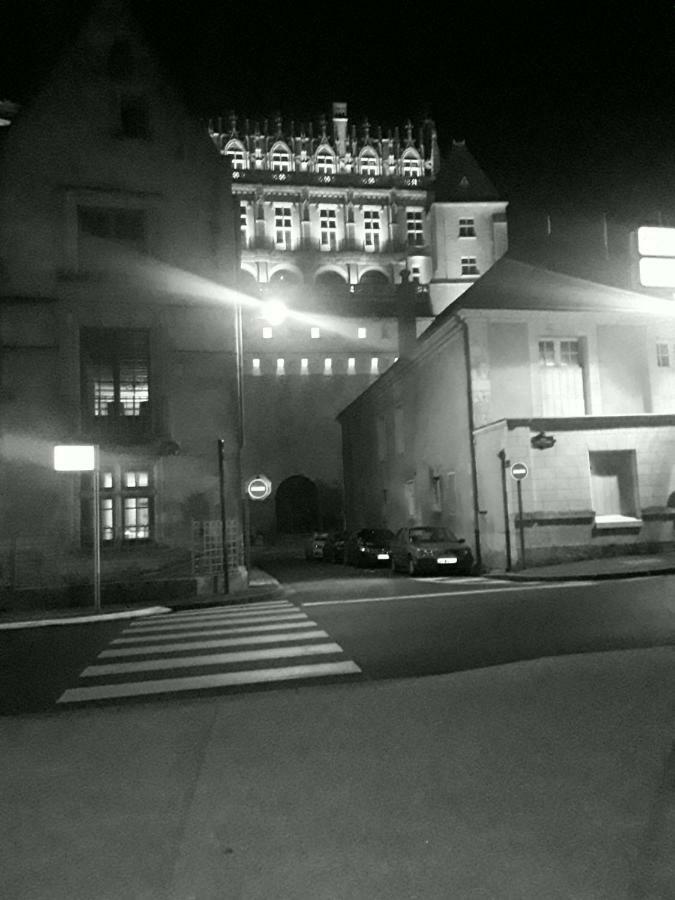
[451, 313, 482, 572]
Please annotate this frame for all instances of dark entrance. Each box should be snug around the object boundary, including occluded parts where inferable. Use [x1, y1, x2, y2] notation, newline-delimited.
[275, 475, 319, 533]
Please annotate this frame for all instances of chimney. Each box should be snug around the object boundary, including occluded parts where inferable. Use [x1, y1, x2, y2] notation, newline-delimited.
[332, 101, 348, 156]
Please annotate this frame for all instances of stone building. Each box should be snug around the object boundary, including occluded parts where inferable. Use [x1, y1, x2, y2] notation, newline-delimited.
[338, 257, 675, 570]
[0, 0, 243, 592]
[209, 105, 508, 535]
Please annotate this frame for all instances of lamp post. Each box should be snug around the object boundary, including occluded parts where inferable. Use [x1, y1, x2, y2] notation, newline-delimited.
[54, 444, 101, 611]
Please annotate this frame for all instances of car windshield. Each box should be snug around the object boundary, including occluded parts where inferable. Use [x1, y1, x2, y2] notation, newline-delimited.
[409, 527, 457, 543]
[360, 529, 393, 542]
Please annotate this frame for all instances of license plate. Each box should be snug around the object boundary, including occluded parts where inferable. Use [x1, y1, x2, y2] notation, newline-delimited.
[438, 557, 457, 565]
[377, 553, 390, 560]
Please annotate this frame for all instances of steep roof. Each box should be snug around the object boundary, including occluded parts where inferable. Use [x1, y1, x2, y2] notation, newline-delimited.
[432, 139, 501, 202]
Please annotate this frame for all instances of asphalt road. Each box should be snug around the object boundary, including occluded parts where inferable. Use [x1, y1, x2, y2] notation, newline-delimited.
[1, 558, 674, 714]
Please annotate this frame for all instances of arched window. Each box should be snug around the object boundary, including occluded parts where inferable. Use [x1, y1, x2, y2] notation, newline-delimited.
[315, 270, 348, 297]
[269, 268, 302, 287]
[315, 147, 336, 175]
[359, 151, 379, 176]
[224, 140, 246, 170]
[359, 269, 390, 286]
[401, 152, 422, 178]
[271, 142, 291, 172]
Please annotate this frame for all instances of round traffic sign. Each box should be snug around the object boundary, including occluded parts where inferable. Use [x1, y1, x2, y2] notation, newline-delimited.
[246, 474, 272, 501]
[510, 462, 528, 481]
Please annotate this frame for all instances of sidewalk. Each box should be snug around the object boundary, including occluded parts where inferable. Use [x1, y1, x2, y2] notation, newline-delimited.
[0, 567, 283, 629]
[488, 551, 675, 582]
[2, 647, 673, 899]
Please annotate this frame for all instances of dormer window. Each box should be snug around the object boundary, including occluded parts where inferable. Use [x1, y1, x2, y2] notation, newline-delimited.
[271, 143, 291, 172]
[315, 149, 336, 175]
[225, 141, 246, 170]
[401, 153, 422, 178]
[359, 152, 379, 176]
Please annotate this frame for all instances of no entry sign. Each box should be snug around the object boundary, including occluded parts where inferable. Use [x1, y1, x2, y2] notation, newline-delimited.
[246, 474, 272, 501]
[510, 462, 528, 481]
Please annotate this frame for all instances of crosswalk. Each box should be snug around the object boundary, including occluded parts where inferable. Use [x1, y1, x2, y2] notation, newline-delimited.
[57, 599, 362, 705]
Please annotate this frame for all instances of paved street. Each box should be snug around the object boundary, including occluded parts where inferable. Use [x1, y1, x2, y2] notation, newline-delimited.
[2, 560, 674, 714]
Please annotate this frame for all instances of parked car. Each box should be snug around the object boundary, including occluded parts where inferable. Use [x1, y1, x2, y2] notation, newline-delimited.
[344, 528, 394, 568]
[390, 526, 474, 576]
[322, 530, 348, 564]
[304, 532, 329, 561]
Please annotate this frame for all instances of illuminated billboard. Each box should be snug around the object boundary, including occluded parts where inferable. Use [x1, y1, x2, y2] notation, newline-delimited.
[636, 226, 675, 288]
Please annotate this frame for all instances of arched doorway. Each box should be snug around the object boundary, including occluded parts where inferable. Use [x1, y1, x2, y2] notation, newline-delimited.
[275, 475, 319, 533]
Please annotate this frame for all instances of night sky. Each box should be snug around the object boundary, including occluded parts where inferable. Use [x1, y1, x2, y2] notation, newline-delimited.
[3, 0, 675, 222]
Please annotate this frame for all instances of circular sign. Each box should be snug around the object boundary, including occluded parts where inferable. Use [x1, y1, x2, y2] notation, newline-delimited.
[246, 474, 272, 501]
[510, 462, 528, 481]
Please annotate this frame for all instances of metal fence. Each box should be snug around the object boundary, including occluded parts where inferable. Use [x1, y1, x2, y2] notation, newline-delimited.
[191, 519, 243, 576]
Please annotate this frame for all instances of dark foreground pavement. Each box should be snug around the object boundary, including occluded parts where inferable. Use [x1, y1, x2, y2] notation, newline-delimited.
[2, 647, 674, 899]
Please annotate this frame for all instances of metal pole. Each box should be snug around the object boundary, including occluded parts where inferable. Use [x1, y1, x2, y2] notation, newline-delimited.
[217, 438, 229, 594]
[516, 479, 526, 569]
[93, 446, 101, 611]
[497, 450, 512, 572]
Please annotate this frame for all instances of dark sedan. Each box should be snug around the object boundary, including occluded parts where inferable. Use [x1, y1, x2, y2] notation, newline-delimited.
[344, 528, 394, 568]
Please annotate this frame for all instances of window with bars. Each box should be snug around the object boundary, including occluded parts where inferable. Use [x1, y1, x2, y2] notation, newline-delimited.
[319, 208, 338, 250]
[274, 206, 292, 249]
[81, 329, 150, 424]
[363, 209, 381, 251]
[406, 209, 424, 246]
[461, 256, 479, 275]
[459, 217, 476, 237]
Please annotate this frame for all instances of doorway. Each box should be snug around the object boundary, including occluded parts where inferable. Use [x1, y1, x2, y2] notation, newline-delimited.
[275, 475, 319, 533]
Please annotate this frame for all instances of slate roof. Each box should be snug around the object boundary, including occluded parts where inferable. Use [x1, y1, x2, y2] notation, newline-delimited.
[432, 139, 502, 202]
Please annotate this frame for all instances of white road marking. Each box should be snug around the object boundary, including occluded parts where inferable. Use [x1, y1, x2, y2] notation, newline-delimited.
[131, 600, 293, 626]
[112, 620, 318, 644]
[126, 612, 306, 633]
[82, 642, 344, 677]
[101, 629, 330, 657]
[302, 581, 596, 607]
[58, 660, 362, 703]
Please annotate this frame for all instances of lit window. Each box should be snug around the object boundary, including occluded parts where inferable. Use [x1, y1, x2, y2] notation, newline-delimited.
[262, 326, 273, 339]
[358, 327, 367, 339]
[81, 328, 149, 420]
[102, 472, 114, 489]
[461, 256, 479, 275]
[101, 497, 114, 542]
[347, 357, 356, 374]
[320, 208, 338, 250]
[300, 357, 309, 375]
[370, 357, 379, 374]
[406, 210, 424, 246]
[323, 358, 332, 375]
[360, 153, 379, 176]
[125, 471, 149, 488]
[315, 151, 335, 175]
[271, 148, 291, 172]
[538, 338, 586, 415]
[539, 340, 556, 366]
[87, 467, 153, 545]
[225, 144, 246, 170]
[239, 202, 249, 248]
[252, 358, 261, 375]
[124, 496, 150, 540]
[656, 342, 671, 367]
[410, 265, 421, 283]
[363, 209, 380, 251]
[276, 358, 285, 376]
[274, 205, 292, 249]
[401, 154, 422, 178]
[459, 217, 476, 237]
[311, 327, 320, 339]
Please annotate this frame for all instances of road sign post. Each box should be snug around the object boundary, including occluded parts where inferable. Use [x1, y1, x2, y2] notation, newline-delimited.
[510, 462, 528, 569]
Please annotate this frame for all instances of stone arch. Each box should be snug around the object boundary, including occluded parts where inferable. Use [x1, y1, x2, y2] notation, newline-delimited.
[314, 269, 348, 297]
[275, 475, 319, 534]
[239, 269, 260, 296]
[268, 266, 303, 287]
[359, 268, 390, 285]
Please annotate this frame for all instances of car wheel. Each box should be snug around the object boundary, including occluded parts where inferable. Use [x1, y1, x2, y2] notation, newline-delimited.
[407, 556, 417, 577]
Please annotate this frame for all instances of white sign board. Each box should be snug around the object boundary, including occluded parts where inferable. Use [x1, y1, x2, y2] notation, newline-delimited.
[53, 444, 96, 471]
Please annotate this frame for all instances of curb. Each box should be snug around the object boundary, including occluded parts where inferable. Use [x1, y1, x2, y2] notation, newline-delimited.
[486, 567, 675, 583]
[0, 605, 171, 631]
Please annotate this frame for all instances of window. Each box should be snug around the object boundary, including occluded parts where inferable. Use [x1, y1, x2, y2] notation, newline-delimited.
[319, 208, 338, 250]
[657, 342, 673, 367]
[401, 155, 422, 178]
[274, 206, 292, 249]
[262, 326, 273, 339]
[271, 148, 291, 172]
[276, 358, 285, 376]
[84, 466, 153, 545]
[357, 327, 367, 339]
[311, 327, 320, 339]
[347, 357, 356, 374]
[252, 358, 261, 375]
[120, 94, 149, 139]
[81, 329, 150, 424]
[225, 142, 246, 170]
[459, 217, 476, 237]
[589, 450, 640, 525]
[370, 357, 379, 374]
[323, 358, 332, 375]
[461, 256, 479, 275]
[538, 338, 586, 415]
[363, 209, 380, 251]
[239, 202, 249, 248]
[315, 151, 335, 175]
[77, 205, 147, 270]
[406, 210, 424, 247]
[300, 357, 309, 375]
[360, 153, 379, 176]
